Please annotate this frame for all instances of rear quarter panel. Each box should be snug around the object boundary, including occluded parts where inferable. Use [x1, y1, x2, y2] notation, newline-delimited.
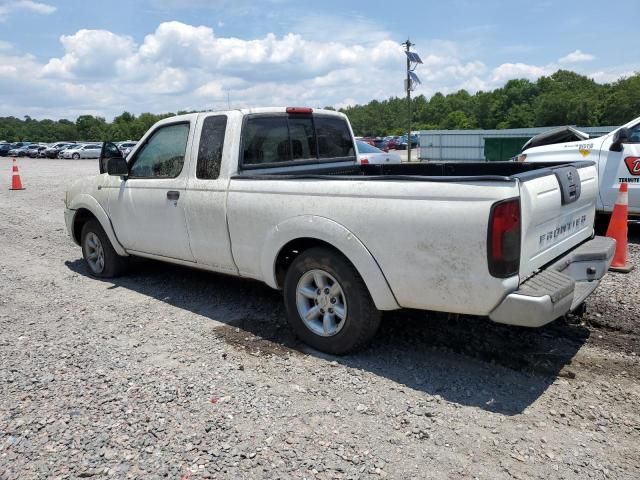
[227, 179, 520, 315]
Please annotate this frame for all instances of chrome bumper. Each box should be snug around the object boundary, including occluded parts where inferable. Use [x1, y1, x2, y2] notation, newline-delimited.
[489, 236, 616, 327]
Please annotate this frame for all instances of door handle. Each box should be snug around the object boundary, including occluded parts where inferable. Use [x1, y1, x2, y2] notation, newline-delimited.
[167, 190, 180, 201]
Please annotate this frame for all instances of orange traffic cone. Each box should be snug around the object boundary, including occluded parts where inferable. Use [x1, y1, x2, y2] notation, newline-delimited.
[9, 158, 25, 191]
[606, 182, 633, 273]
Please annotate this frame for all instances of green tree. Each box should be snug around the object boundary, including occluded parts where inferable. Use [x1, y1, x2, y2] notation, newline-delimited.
[600, 74, 640, 125]
[0, 70, 637, 143]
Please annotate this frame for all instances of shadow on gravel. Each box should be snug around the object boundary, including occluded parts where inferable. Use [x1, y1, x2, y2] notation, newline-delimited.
[66, 258, 589, 415]
[629, 221, 640, 244]
[595, 218, 640, 244]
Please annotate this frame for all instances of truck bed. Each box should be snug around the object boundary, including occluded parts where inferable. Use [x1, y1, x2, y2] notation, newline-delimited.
[229, 158, 598, 311]
[234, 160, 595, 183]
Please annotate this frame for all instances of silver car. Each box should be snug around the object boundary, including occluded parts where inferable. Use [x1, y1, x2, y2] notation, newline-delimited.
[355, 140, 401, 165]
[63, 144, 102, 159]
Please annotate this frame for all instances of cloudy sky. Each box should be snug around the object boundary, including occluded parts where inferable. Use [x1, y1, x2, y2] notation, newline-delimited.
[0, 0, 637, 120]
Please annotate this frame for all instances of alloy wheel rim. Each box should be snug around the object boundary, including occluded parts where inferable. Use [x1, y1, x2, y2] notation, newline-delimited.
[296, 269, 347, 337]
[85, 232, 105, 273]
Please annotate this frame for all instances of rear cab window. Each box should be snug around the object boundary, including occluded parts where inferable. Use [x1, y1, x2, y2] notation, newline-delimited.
[240, 112, 355, 170]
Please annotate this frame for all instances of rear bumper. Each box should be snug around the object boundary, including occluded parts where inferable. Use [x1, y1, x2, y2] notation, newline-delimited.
[489, 236, 615, 327]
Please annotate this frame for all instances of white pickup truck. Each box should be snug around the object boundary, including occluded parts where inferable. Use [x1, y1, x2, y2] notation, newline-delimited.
[64, 107, 615, 354]
[520, 116, 640, 217]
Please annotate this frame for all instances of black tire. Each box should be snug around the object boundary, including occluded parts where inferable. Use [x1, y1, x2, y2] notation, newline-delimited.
[283, 247, 381, 355]
[81, 219, 127, 278]
[72, 153, 80, 160]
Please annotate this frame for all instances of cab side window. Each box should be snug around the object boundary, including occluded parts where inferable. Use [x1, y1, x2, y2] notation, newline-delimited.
[629, 124, 640, 143]
[129, 123, 190, 178]
[196, 116, 227, 179]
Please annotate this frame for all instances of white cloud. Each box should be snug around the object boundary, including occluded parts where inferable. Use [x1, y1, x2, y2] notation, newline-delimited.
[558, 49, 595, 64]
[589, 67, 637, 83]
[0, 20, 633, 120]
[0, 1, 56, 20]
[491, 62, 552, 84]
[42, 30, 136, 79]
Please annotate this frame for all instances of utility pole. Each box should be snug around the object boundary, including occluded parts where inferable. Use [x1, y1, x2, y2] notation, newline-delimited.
[402, 39, 422, 163]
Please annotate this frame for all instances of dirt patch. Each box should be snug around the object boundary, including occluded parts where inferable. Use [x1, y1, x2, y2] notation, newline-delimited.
[211, 321, 302, 359]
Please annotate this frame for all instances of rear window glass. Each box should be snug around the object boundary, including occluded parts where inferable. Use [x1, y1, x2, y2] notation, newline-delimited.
[356, 140, 381, 154]
[196, 115, 227, 179]
[288, 116, 316, 160]
[315, 116, 355, 159]
[242, 114, 354, 167]
[243, 116, 289, 165]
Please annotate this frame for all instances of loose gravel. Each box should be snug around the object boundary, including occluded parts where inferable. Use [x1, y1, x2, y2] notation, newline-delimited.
[1, 158, 639, 480]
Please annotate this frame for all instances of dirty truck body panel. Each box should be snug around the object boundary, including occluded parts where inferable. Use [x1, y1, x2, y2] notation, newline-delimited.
[65, 108, 614, 349]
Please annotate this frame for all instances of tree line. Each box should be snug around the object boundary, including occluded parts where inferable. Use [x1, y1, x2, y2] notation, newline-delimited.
[0, 70, 638, 142]
[341, 70, 639, 136]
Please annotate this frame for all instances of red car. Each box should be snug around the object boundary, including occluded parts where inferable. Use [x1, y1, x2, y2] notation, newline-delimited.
[385, 137, 399, 150]
[373, 138, 389, 152]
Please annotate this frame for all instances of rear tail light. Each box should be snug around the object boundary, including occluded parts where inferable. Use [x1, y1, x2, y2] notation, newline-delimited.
[488, 198, 521, 278]
[360, 158, 369, 165]
[515, 154, 527, 162]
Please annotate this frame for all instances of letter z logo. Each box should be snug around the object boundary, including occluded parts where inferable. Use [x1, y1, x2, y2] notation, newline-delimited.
[624, 156, 640, 175]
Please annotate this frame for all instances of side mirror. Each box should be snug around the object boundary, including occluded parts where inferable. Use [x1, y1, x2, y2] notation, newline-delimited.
[106, 157, 129, 176]
[610, 127, 630, 152]
[99, 141, 124, 173]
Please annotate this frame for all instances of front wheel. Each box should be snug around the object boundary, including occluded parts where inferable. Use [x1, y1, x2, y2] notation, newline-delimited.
[72, 153, 80, 159]
[283, 247, 381, 355]
[81, 219, 127, 277]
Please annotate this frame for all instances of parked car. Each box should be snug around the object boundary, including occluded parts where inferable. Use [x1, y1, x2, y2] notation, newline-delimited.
[57, 145, 77, 159]
[28, 145, 48, 158]
[45, 142, 75, 159]
[384, 136, 399, 150]
[396, 134, 419, 150]
[65, 107, 614, 355]
[23, 144, 42, 157]
[117, 141, 137, 152]
[519, 117, 640, 217]
[62, 144, 102, 159]
[355, 140, 401, 165]
[372, 138, 389, 152]
[11, 144, 38, 157]
[0, 143, 12, 156]
[117, 141, 138, 157]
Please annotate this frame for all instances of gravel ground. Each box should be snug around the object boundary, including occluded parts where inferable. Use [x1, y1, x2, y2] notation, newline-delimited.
[1, 158, 639, 480]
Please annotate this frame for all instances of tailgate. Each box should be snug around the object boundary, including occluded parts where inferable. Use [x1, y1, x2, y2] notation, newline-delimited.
[518, 163, 598, 279]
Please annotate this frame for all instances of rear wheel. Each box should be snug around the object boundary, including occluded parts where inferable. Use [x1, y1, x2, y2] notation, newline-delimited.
[81, 219, 127, 278]
[283, 247, 381, 355]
